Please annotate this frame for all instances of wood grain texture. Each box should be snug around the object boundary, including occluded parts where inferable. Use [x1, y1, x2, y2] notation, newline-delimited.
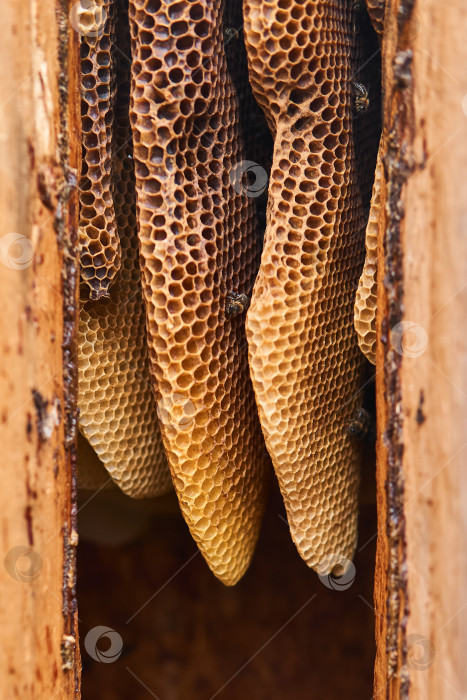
[0, 0, 80, 697]
[374, 0, 467, 697]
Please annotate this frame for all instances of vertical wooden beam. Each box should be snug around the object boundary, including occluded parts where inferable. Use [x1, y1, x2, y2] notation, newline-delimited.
[375, 0, 467, 697]
[0, 0, 80, 697]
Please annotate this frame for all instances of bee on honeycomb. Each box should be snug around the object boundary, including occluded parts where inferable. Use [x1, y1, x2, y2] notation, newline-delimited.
[353, 82, 370, 113]
[347, 408, 376, 442]
[226, 293, 250, 317]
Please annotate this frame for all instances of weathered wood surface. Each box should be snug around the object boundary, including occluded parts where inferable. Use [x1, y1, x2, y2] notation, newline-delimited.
[374, 0, 467, 697]
[0, 0, 80, 697]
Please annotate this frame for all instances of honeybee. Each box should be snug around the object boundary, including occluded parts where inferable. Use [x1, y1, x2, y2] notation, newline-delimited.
[224, 27, 239, 43]
[347, 407, 376, 441]
[352, 82, 370, 113]
[225, 292, 249, 317]
[352, 0, 363, 11]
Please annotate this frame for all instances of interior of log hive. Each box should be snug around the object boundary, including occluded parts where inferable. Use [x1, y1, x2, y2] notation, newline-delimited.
[3, 0, 467, 695]
[74, 0, 383, 696]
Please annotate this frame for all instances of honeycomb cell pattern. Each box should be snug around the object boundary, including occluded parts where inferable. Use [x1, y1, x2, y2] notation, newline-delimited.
[79, 0, 122, 300]
[128, 0, 269, 584]
[78, 19, 172, 498]
[354, 144, 384, 365]
[365, 0, 385, 38]
[244, 0, 369, 571]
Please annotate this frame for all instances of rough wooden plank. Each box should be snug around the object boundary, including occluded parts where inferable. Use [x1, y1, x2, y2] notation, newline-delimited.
[374, 0, 467, 697]
[0, 0, 80, 697]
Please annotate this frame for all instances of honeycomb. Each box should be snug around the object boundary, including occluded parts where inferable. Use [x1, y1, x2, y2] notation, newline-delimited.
[243, 0, 369, 571]
[365, 0, 385, 38]
[79, 0, 122, 300]
[352, 2, 382, 365]
[354, 144, 383, 365]
[77, 432, 114, 491]
[128, 0, 269, 584]
[78, 5, 172, 498]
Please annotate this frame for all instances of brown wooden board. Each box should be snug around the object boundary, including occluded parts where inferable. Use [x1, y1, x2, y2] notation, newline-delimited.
[0, 1, 80, 697]
[374, 0, 467, 697]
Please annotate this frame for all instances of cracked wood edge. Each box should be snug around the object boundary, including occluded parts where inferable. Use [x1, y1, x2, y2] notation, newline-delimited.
[374, 0, 467, 697]
[0, 1, 81, 697]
